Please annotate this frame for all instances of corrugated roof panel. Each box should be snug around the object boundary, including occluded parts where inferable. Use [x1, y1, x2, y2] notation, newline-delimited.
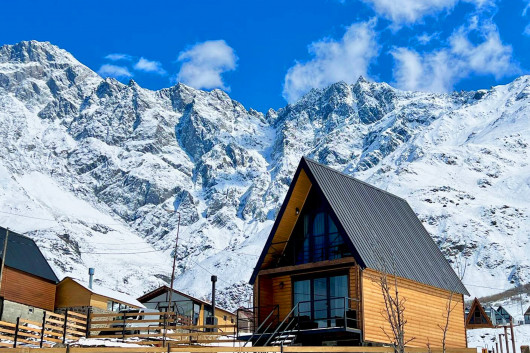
[303, 157, 468, 295]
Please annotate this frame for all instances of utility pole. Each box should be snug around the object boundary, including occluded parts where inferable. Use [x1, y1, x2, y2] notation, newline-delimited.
[0, 228, 9, 293]
[163, 211, 180, 347]
[167, 212, 181, 318]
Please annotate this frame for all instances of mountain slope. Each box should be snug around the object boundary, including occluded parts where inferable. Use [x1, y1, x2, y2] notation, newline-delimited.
[0, 41, 528, 309]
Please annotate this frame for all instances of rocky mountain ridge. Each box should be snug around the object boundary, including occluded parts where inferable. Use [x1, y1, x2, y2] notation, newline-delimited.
[0, 41, 528, 310]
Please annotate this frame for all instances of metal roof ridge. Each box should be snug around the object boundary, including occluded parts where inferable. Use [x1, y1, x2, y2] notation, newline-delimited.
[302, 156, 407, 202]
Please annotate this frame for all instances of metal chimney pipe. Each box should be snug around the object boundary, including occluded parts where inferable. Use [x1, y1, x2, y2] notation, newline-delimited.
[88, 268, 95, 289]
[211, 275, 217, 320]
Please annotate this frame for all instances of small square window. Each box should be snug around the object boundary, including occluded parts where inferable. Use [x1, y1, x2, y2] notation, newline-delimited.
[28, 307, 34, 313]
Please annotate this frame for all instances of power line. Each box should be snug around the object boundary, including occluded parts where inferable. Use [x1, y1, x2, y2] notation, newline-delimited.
[0, 210, 123, 226]
[186, 257, 232, 286]
[40, 246, 162, 255]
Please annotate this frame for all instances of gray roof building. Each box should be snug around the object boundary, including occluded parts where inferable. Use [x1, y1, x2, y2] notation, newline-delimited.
[250, 157, 468, 295]
[0, 227, 58, 283]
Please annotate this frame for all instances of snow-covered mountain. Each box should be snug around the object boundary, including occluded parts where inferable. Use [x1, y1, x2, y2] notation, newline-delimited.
[0, 41, 528, 310]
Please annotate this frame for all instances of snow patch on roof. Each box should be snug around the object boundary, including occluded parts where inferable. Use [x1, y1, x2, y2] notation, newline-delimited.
[70, 277, 145, 309]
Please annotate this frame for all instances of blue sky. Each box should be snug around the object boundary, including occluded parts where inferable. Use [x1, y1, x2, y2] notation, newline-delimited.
[1, 0, 529, 111]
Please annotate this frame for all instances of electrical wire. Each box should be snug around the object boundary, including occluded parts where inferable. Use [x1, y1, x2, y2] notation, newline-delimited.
[0, 210, 123, 226]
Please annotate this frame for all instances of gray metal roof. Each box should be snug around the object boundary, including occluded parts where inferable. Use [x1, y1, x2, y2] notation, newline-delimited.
[250, 157, 468, 295]
[0, 227, 59, 283]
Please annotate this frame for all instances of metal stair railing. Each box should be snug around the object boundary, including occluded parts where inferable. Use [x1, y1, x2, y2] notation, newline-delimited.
[242, 305, 279, 347]
[269, 314, 299, 346]
[264, 302, 300, 346]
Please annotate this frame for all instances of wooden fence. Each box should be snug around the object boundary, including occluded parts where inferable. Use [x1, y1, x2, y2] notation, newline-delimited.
[0, 346, 478, 353]
[88, 311, 225, 341]
[0, 311, 87, 348]
[88, 311, 239, 345]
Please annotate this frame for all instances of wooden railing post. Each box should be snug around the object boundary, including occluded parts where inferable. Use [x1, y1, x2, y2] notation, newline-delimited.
[40, 311, 46, 348]
[122, 313, 126, 341]
[13, 317, 19, 348]
[62, 310, 69, 344]
[85, 308, 91, 338]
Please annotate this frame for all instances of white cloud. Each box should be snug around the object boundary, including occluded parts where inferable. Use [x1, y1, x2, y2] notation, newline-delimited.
[97, 64, 133, 79]
[416, 31, 441, 45]
[361, 0, 494, 25]
[282, 21, 378, 102]
[105, 53, 133, 61]
[134, 57, 167, 75]
[392, 20, 518, 92]
[176, 40, 237, 90]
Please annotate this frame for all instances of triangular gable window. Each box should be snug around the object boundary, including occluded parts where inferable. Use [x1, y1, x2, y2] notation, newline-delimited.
[279, 188, 351, 266]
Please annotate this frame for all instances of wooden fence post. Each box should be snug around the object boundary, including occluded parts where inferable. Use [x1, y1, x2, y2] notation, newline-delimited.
[85, 308, 91, 338]
[122, 313, 126, 342]
[13, 317, 19, 348]
[40, 311, 46, 348]
[63, 310, 69, 344]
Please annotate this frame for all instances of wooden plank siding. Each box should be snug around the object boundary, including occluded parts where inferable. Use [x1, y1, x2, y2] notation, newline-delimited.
[361, 269, 466, 348]
[0, 266, 56, 311]
[257, 276, 272, 324]
[89, 294, 110, 310]
[272, 275, 292, 321]
[55, 278, 92, 308]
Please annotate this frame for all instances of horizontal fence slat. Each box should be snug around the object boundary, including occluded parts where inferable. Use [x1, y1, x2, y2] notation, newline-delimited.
[45, 318, 66, 326]
[15, 337, 41, 345]
[19, 319, 42, 327]
[0, 327, 15, 335]
[68, 347, 167, 353]
[0, 333, 15, 341]
[67, 322, 87, 330]
[46, 312, 66, 319]
[16, 331, 42, 339]
[0, 321, 16, 329]
[89, 325, 164, 332]
[90, 311, 176, 318]
[67, 311, 87, 319]
[89, 319, 167, 325]
[68, 317, 88, 325]
[43, 335, 63, 343]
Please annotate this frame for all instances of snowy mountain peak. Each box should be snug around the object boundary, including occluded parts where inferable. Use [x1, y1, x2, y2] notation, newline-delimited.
[0, 41, 528, 310]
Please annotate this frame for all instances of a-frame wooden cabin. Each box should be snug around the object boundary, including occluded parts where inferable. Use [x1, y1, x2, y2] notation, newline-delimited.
[247, 157, 469, 347]
[466, 298, 494, 329]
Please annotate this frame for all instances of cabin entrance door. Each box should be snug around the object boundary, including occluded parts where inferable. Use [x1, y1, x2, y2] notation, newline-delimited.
[293, 274, 348, 328]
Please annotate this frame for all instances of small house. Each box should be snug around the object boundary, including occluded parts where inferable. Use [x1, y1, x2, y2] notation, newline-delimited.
[0, 227, 59, 323]
[524, 306, 530, 325]
[247, 157, 469, 347]
[466, 298, 494, 329]
[484, 306, 501, 326]
[55, 277, 144, 315]
[496, 306, 513, 324]
[137, 285, 236, 327]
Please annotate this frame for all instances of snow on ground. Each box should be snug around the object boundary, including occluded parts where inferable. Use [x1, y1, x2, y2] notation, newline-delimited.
[467, 325, 530, 353]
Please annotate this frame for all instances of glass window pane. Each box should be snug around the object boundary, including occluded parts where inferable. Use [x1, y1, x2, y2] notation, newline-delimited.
[313, 278, 328, 327]
[293, 280, 311, 317]
[313, 213, 325, 235]
[328, 215, 338, 234]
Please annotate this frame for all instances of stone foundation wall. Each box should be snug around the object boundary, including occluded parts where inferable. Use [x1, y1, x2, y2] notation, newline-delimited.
[0, 299, 46, 324]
